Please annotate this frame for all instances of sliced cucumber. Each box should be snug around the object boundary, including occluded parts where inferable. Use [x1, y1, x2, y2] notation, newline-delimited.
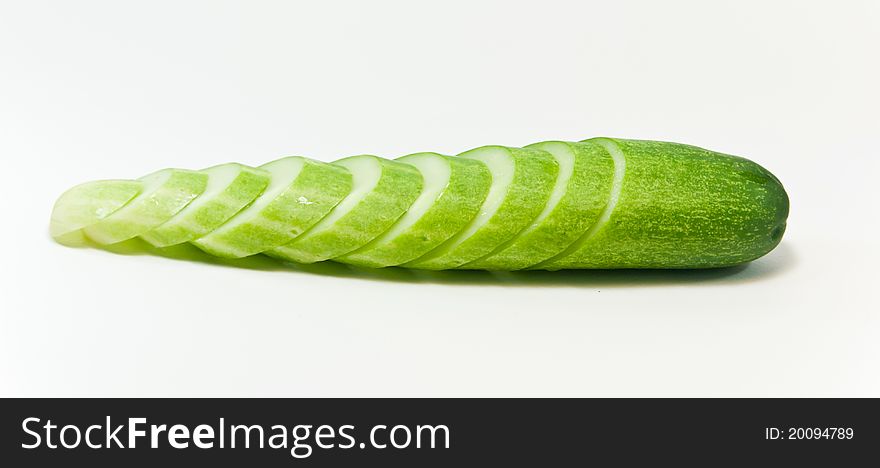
[140, 163, 270, 247]
[539, 137, 788, 269]
[50, 180, 143, 246]
[269, 155, 423, 264]
[534, 138, 625, 269]
[83, 169, 208, 245]
[463, 141, 615, 270]
[338, 152, 491, 268]
[50, 137, 790, 270]
[192, 157, 351, 258]
[405, 146, 558, 270]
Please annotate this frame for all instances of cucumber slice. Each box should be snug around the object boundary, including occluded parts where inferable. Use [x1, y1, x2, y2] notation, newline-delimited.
[83, 169, 208, 245]
[269, 155, 423, 264]
[338, 152, 491, 268]
[192, 157, 351, 258]
[405, 146, 558, 270]
[140, 163, 271, 247]
[463, 141, 615, 270]
[534, 138, 624, 269]
[50, 180, 143, 246]
[539, 137, 788, 269]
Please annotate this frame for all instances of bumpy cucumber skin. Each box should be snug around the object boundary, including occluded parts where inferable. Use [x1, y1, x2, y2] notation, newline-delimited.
[194, 158, 352, 258]
[463, 141, 615, 270]
[84, 169, 208, 245]
[140, 164, 271, 248]
[50, 180, 143, 246]
[270, 156, 423, 264]
[540, 138, 789, 269]
[338, 154, 491, 268]
[405, 146, 559, 270]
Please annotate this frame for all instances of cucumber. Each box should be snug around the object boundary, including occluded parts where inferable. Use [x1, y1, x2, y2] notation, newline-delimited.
[50, 179, 143, 246]
[462, 141, 614, 270]
[50, 138, 789, 270]
[536, 138, 788, 269]
[269, 155, 423, 264]
[404, 146, 558, 270]
[338, 153, 491, 268]
[192, 157, 350, 258]
[140, 163, 270, 248]
[84, 168, 208, 245]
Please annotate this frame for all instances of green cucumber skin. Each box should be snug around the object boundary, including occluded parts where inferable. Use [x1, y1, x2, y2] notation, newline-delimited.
[463, 141, 615, 270]
[140, 164, 271, 248]
[270, 156, 424, 264]
[405, 146, 559, 270]
[193, 158, 352, 258]
[84, 169, 208, 245]
[540, 138, 789, 269]
[337, 154, 491, 268]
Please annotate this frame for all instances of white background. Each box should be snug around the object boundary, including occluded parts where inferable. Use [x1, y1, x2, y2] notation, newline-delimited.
[1, 1, 877, 397]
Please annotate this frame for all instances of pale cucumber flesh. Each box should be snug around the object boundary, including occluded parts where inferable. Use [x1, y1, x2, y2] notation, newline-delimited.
[50, 179, 143, 246]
